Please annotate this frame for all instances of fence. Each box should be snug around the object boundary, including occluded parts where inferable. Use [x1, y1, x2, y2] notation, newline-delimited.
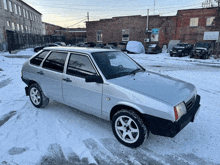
[6, 30, 66, 52]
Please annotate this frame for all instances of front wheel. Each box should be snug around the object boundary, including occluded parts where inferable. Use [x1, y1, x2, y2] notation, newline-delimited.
[112, 110, 148, 148]
[29, 83, 49, 108]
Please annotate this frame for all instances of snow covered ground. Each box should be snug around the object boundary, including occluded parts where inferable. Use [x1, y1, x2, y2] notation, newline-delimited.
[0, 49, 220, 165]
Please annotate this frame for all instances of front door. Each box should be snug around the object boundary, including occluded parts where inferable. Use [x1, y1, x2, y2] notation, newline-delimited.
[62, 53, 103, 117]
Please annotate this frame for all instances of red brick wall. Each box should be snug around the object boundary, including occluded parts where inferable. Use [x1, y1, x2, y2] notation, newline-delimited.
[86, 15, 177, 48]
[175, 7, 218, 43]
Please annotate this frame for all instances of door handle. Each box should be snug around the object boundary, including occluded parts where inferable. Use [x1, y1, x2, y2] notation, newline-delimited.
[62, 78, 72, 82]
[37, 71, 44, 75]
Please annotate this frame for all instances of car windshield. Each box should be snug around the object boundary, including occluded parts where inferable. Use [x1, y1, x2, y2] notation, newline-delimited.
[196, 42, 209, 48]
[177, 44, 187, 47]
[91, 51, 144, 79]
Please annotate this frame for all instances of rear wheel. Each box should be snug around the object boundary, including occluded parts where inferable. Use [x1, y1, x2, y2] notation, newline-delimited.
[112, 109, 148, 148]
[29, 83, 49, 108]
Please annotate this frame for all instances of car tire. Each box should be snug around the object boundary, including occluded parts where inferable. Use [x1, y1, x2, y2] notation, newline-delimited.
[170, 54, 173, 57]
[112, 109, 148, 148]
[29, 83, 49, 108]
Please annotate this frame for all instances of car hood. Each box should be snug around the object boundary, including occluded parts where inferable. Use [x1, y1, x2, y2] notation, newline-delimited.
[195, 47, 207, 50]
[108, 71, 195, 106]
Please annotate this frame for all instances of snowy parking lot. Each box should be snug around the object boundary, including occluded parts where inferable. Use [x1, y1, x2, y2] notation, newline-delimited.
[0, 49, 220, 165]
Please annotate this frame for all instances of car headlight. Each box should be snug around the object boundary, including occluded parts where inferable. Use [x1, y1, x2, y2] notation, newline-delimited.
[174, 102, 187, 121]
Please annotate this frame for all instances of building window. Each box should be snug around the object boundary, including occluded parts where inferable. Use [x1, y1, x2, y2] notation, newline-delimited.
[23, 9, 26, 17]
[3, 0, 7, 10]
[190, 18, 199, 27]
[14, 4, 17, 14]
[17, 24, 20, 31]
[206, 17, 215, 26]
[26, 10, 29, 19]
[12, 22, 15, 30]
[21, 25, 24, 32]
[96, 30, 102, 42]
[9, 1, 12, 12]
[122, 29, 130, 41]
[18, 6, 21, 15]
[7, 21, 10, 27]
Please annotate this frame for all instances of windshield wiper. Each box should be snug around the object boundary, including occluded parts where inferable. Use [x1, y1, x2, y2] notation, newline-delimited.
[130, 68, 142, 75]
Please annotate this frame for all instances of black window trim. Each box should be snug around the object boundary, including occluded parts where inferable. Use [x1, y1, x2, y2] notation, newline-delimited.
[65, 52, 100, 78]
[41, 51, 68, 73]
[29, 50, 51, 67]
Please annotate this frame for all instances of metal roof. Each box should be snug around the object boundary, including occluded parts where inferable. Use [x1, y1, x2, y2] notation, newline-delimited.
[43, 46, 120, 54]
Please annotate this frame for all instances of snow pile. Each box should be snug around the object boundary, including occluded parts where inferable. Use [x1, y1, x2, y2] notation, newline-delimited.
[126, 41, 145, 54]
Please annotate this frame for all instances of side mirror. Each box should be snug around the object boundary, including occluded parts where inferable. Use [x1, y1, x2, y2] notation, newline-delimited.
[85, 75, 103, 83]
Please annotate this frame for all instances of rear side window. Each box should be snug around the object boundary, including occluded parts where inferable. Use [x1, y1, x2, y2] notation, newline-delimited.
[30, 51, 49, 66]
[67, 54, 96, 78]
[42, 52, 68, 73]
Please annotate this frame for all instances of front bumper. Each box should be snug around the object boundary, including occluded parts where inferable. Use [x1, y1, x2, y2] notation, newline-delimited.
[144, 95, 201, 137]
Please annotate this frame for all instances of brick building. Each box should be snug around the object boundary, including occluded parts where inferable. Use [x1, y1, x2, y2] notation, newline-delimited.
[86, 7, 219, 48]
[0, 0, 42, 51]
[42, 22, 87, 45]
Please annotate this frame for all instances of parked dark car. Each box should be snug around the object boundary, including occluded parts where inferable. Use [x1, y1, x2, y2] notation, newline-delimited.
[34, 43, 60, 52]
[191, 42, 213, 59]
[94, 43, 106, 48]
[170, 43, 193, 57]
[54, 42, 66, 46]
[108, 42, 118, 47]
[84, 42, 96, 47]
[102, 45, 118, 50]
[145, 44, 162, 54]
[117, 42, 127, 51]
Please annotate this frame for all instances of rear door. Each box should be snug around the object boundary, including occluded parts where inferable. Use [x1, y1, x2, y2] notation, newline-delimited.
[40, 51, 68, 102]
[62, 53, 103, 117]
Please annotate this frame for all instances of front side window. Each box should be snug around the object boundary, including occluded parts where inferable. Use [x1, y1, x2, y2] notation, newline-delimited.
[206, 17, 215, 26]
[30, 50, 50, 66]
[122, 29, 130, 41]
[3, 0, 7, 10]
[42, 52, 68, 73]
[67, 54, 97, 78]
[92, 51, 143, 79]
[190, 18, 199, 27]
[96, 30, 102, 42]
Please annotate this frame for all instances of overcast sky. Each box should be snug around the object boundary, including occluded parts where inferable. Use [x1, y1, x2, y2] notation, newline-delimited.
[23, 0, 217, 28]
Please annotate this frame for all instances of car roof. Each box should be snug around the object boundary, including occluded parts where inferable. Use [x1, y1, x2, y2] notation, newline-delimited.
[43, 46, 120, 53]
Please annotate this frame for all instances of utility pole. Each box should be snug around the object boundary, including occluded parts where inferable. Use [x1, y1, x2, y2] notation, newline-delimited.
[87, 12, 89, 22]
[154, 0, 155, 15]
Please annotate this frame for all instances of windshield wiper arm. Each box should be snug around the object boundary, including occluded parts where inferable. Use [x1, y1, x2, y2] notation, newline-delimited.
[130, 68, 142, 75]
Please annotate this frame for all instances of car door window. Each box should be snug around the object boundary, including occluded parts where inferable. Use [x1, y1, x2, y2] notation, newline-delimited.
[30, 50, 49, 66]
[67, 54, 97, 78]
[42, 52, 67, 73]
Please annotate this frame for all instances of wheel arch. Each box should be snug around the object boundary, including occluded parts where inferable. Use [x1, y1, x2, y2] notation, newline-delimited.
[110, 103, 144, 121]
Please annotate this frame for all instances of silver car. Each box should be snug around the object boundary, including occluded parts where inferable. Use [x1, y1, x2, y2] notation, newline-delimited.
[21, 47, 200, 148]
